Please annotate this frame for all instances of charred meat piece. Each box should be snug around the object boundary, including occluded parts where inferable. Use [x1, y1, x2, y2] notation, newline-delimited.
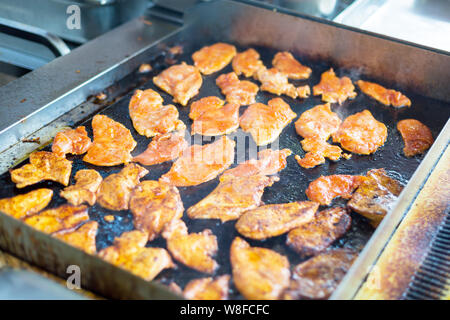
[295, 103, 341, 140]
[60, 169, 102, 206]
[254, 67, 299, 99]
[53, 221, 98, 255]
[52, 126, 91, 158]
[357, 80, 411, 107]
[97, 163, 148, 211]
[348, 169, 403, 226]
[0, 189, 53, 219]
[192, 43, 236, 75]
[98, 230, 174, 281]
[230, 237, 290, 300]
[11, 151, 72, 188]
[235, 201, 319, 240]
[162, 219, 218, 274]
[287, 207, 352, 256]
[295, 139, 344, 169]
[240, 98, 297, 146]
[313, 68, 356, 104]
[153, 62, 202, 106]
[272, 52, 311, 80]
[232, 48, 264, 77]
[397, 119, 434, 157]
[160, 136, 235, 187]
[216, 72, 259, 106]
[283, 249, 357, 299]
[187, 175, 278, 222]
[129, 180, 183, 241]
[83, 115, 137, 166]
[183, 275, 230, 300]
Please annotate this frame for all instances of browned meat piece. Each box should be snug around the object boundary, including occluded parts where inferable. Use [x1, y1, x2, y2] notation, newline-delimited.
[0, 189, 53, 219]
[187, 175, 278, 222]
[10, 151, 72, 188]
[306, 174, 366, 205]
[232, 48, 264, 77]
[216, 72, 259, 106]
[283, 249, 357, 299]
[53, 221, 98, 255]
[313, 68, 356, 104]
[295, 103, 341, 140]
[129, 180, 183, 241]
[96, 163, 148, 211]
[357, 80, 411, 107]
[235, 201, 319, 240]
[60, 169, 102, 206]
[192, 43, 236, 75]
[52, 126, 92, 158]
[230, 237, 290, 300]
[254, 67, 299, 99]
[348, 169, 403, 227]
[287, 207, 352, 256]
[295, 139, 344, 169]
[183, 275, 230, 300]
[162, 219, 218, 274]
[272, 52, 312, 80]
[397, 119, 434, 157]
[297, 85, 311, 98]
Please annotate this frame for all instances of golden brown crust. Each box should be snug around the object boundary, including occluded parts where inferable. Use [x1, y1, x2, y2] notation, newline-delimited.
[357, 80, 411, 107]
[0, 189, 53, 219]
[52, 126, 92, 157]
[232, 48, 264, 77]
[60, 169, 102, 206]
[296, 139, 344, 169]
[192, 43, 236, 75]
[183, 275, 230, 300]
[272, 52, 311, 80]
[295, 103, 341, 140]
[397, 119, 434, 157]
[216, 72, 259, 106]
[313, 68, 356, 104]
[53, 221, 98, 255]
[254, 67, 299, 99]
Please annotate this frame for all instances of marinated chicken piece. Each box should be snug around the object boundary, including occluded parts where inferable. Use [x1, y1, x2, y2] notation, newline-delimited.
[287, 207, 352, 256]
[11, 151, 72, 188]
[272, 52, 312, 80]
[129, 89, 185, 138]
[52, 126, 92, 158]
[283, 249, 357, 299]
[332, 110, 387, 155]
[162, 219, 218, 274]
[160, 136, 235, 187]
[313, 68, 356, 104]
[306, 174, 365, 206]
[348, 169, 403, 226]
[236, 201, 319, 240]
[230, 237, 290, 300]
[183, 275, 230, 300]
[232, 48, 264, 77]
[97, 163, 148, 211]
[53, 221, 98, 255]
[98, 230, 174, 281]
[297, 85, 311, 98]
[23, 204, 89, 234]
[0, 189, 53, 219]
[192, 43, 236, 75]
[397, 119, 434, 157]
[187, 175, 278, 222]
[357, 80, 411, 107]
[295, 152, 326, 169]
[132, 130, 188, 166]
[83, 115, 137, 166]
[295, 139, 343, 169]
[240, 98, 297, 146]
[254, 67, 299, 99]
[189, 96, 240, 136]
[216, 72, 259, 106]
[60, 169, 102, 206]
[130, 180, 183, 241]
[153, 62, 202, 106]
[295, 103, 341, 140]
[222, 148, 292, 178]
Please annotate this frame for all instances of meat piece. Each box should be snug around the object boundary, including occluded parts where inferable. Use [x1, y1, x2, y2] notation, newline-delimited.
[52, 126, 91, 157]
[357, 80, 411, 107]
[240, 98, 297, 146]
[216, 72, 259, 106]
[129, 89, 185, 138]
[187, 175, 278, 222]
[189, 96, 240, 136]
[272, 52, 312, 80]
[236, 201, 319, 240]
[60, 169, 102, 206]
[332, 110, 387, 155]
[295, 103, 341, 140]
[98, 230, 174, 281]
[283, 249, 357, 299]
[254, 67, 299, 98]
[129, 180, 183, 241]
[160, 136, 235, 187]
[230, 237, 290, 300]
[23, 204, 89, 234]
[295, 152, 326, 169]
[232, 48, 264, 77]
[53, 221, 98, 255]
[97, 163, 148, 211]
[153, 62, 202, 106]
[306, 174, 365, 205]
[162, 219, 218, 274]
[222, 148, 292, 178]
[313, 68, 356, 104]
[297, 85, 311, 98]
[0, 189, 53, 219]
[295, 139, 343, 169]
[348, 169, 403, 226]
[11, 151, 72, 188]
[133, 130, 188, 166]
[397, 119, 434, 157]
[83, 115, 137, 166]
[183, 275, 230, 300]
[287, 207, 352, 256]
[192, 43, 236, 75]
